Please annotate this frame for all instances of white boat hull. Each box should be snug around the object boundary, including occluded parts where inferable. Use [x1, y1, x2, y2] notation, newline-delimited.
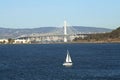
[63, 62, 73, 67]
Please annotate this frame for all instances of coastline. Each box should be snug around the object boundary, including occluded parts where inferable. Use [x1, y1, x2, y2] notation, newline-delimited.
[71, 40, 120, 44]
[1, 41, 120, 45]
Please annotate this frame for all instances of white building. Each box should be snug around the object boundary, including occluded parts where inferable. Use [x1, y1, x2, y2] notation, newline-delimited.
[14, 39, 30, 44]
[0, 39, 8, 44]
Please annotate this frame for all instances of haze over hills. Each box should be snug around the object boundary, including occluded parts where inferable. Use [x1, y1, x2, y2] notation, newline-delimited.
[0, 26, 112, 39]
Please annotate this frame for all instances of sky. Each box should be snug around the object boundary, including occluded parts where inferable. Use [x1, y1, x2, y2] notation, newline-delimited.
[0, 0, 120, 29]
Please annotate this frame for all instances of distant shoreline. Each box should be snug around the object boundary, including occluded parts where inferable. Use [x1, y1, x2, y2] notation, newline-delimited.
[1, 41, 120, 45]
[72, 40, 120, 44]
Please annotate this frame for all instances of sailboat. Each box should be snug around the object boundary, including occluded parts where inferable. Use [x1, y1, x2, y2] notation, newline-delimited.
[63, 50, 73, 67]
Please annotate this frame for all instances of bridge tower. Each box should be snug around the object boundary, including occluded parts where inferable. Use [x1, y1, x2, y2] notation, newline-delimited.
[64, 20, 67, 42]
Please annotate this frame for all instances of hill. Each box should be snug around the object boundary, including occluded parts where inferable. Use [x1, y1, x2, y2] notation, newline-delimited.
[72, 26, 112, 33]
[0, 26, 112, 39]
[109, 27, 120, 38]
[73, 27, 120, 43]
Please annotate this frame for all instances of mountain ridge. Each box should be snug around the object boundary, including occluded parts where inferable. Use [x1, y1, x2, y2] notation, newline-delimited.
[0, 26, 112, 39]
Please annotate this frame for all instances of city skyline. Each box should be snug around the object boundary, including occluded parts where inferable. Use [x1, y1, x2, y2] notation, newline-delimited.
[0, 0, 120, 29]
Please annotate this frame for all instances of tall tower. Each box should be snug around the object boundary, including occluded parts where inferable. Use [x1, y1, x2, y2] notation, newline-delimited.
[64, 20, 67, 42]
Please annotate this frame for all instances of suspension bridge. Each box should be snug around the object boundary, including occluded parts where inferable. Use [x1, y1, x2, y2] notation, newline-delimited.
[17, 21, 87, 43]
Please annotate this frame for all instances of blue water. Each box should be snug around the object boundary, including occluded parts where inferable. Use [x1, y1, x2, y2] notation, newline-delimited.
[0, 43, 120, 80]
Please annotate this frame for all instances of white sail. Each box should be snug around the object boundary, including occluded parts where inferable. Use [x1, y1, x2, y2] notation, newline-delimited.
[65, 52, 69, 62]
[68, 53, 72, 62]
[65, 50, 72, 62]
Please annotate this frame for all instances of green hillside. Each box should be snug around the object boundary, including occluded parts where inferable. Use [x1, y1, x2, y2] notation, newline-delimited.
[110, 27, 120, 38]
[73, 27, 120, 43]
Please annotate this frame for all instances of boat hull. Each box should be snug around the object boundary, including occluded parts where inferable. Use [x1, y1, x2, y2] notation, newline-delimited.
[63, 62, 73, 67]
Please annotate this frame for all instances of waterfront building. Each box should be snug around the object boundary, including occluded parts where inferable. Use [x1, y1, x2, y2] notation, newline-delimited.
[14, 39, 30, 44]
[0, 39, 8, 44]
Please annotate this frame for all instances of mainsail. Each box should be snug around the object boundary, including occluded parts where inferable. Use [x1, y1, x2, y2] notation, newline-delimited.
[65, 50, 72, 62]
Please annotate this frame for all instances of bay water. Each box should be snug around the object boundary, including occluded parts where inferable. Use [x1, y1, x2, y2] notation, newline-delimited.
[0, 43, 120, 80]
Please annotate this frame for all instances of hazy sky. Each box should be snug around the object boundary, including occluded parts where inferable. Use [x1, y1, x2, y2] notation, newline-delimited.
[0, 0, 120, 29]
